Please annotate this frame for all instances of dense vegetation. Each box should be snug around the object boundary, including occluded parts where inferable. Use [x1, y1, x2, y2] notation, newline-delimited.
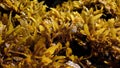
[0, 0, 120, 68]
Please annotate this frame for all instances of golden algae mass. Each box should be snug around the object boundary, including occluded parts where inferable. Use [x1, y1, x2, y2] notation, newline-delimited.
[0, 0, 120, 68]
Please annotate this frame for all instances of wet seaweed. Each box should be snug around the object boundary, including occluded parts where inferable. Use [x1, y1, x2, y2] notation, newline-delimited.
[0, 0, 120, 68]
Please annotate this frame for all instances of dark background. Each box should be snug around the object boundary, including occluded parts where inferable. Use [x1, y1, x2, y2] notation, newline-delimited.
[38, 0, 68, 7]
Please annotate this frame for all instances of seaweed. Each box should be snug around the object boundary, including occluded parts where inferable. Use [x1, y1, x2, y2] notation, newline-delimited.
[0, 0, 120, 68]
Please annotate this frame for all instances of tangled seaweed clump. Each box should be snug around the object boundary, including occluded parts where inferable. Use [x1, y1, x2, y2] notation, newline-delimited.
[0, 0, 120, 68]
